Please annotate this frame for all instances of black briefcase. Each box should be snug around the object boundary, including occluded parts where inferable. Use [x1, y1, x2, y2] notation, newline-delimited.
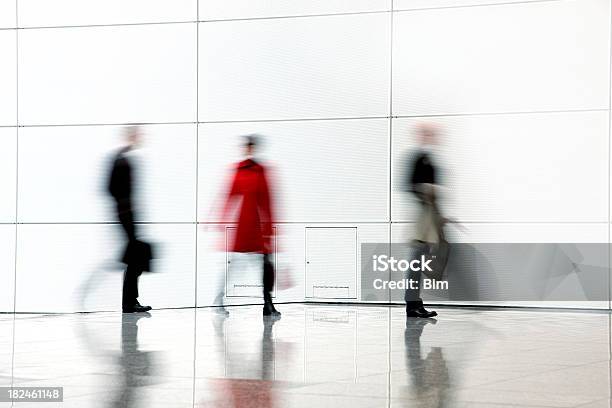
[122, 240, 155, 272]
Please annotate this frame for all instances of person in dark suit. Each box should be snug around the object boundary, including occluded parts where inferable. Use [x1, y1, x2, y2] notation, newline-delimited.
[404, 124, 442, 319]
[108, 126, 152, 313]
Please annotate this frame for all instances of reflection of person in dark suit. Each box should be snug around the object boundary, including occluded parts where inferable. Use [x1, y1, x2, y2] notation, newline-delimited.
[108, 126, 152, 313]
[405, 318, 449, 407]
[112, 313, 154, 408]
[74, 310, 159, 408]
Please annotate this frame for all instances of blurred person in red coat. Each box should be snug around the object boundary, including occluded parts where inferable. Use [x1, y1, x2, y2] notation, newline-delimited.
[222, 135, 280, 317]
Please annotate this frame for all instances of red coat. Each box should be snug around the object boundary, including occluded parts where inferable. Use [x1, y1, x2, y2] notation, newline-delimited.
[223, 159, 274, 254]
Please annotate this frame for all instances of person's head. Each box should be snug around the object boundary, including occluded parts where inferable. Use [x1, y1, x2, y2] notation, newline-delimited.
[124, 125, 143, 150]
[243, 134, 262, 158]
[416, 123, 438, 146]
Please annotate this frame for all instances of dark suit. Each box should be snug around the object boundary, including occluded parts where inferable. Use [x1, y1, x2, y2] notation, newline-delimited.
[108, 147, 146, 308]
[409, 151, 437, 198]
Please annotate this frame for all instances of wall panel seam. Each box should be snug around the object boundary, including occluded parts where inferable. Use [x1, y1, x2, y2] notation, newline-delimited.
[13, 108, 610, 130]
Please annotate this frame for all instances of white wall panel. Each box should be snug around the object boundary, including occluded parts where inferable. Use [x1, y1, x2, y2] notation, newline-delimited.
[392, 0, 610, 116]
[391, 222, 608, 244]
[0, 225, 15, 313]
[394, 0, 555, 10]
[198, 119, 389, 223]
[200, 0, 390, 20]
[15, 224, 195, 312]
[609, 115, 612, 224]
[391, 112, 608, 223]
[0, 0, 16, 28]
[15, 224, 122, 313]
[19, 23, 197, 125]
[0, 128, 16, 222]
[18, 0, 196, 27]
[137, 224, 196, 309]
[199, 13, 390, 121]
[0, 30, 16, 126]
[18, 124, 196, 223]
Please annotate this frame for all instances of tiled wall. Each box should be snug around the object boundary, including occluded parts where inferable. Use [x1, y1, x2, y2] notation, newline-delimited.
[1, 0, 609, 311]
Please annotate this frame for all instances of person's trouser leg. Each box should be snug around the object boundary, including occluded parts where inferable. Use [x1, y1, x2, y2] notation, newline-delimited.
[118, 208, 136, 242]
[262, 254, 274, 304]
[122, 264, 142, 308]
[405, 266, 423, 311]
[262, 254, 280, 316]
[405, 243, 425, 311]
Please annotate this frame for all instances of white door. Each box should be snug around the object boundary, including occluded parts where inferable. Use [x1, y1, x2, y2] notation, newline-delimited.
[305, 227, 357, 299]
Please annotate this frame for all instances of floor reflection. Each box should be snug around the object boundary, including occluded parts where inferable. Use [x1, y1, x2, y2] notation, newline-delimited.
[110, 313, 158, 408]
[404, 318, 450, 408]
[4, 305, 612, 407]
[199, 315, 284, 408]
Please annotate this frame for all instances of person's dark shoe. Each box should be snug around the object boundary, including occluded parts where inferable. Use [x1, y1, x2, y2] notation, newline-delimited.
[418, 307, 437, 317]
[406, 307, 437, 318]
[123, 303, 152, 313]
[263, 302, 281, 317]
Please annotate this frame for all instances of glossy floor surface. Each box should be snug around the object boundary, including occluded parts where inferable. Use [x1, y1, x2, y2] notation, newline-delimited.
[0, 304, 611, 407]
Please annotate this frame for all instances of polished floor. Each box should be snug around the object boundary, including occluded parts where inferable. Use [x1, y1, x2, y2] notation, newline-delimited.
[0, 304, 611, 408]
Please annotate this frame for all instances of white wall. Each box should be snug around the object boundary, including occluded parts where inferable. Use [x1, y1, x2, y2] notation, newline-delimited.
[2, 0, 611, 312]
[199, 13, 390, 121]
[0, 29, 16, 126]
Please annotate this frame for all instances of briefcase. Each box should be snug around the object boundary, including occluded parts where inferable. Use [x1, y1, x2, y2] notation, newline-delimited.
[122, 240, 155, 272]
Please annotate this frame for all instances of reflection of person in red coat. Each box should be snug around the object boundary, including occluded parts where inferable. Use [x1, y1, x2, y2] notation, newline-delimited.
[222, 135, 280, 317]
